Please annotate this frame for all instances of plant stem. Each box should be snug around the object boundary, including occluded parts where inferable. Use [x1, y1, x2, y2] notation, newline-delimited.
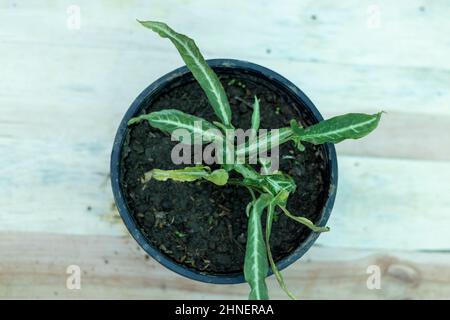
[265, 203, 297, 300]
[278, 205, 330, 233]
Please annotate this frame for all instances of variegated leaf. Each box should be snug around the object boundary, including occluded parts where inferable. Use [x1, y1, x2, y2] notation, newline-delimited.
[143, 166, 228, 186]
[138, 21, 232, 126]
[292, 112, 382, 145]
[244, 193, 272, 300]
[129, 109, 222, 144]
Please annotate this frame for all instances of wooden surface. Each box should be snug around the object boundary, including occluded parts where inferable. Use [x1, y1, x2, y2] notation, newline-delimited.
[1, 0, 449, 299]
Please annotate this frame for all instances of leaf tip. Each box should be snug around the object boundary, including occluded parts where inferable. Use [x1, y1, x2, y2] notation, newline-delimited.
[127, 116, 143, 126]
[373, 111, 384, 126]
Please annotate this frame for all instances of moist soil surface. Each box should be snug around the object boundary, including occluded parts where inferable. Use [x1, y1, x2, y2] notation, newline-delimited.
[120, 70, 329, 274]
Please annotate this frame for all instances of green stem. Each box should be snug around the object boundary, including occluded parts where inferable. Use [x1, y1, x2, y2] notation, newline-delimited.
[278, 205, 330, 233]
[265, 204, 297, 300]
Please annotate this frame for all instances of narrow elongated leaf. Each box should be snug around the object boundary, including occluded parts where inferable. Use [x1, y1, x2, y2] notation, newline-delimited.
[265, 203, 296, 300]
[251, 96, 260, 133]
[129, 109, 222, 144]
[244, 194, 272, 300]
[292, 112, 382, 145]
[138, 21, 232, 126]
[142, 166, 228, 186]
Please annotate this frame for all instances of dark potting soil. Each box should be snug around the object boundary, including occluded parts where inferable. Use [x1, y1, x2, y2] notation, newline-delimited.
[120, 70, 329, 274]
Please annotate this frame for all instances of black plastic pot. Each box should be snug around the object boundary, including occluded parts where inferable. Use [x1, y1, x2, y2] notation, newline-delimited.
[111, 59, 338, 284]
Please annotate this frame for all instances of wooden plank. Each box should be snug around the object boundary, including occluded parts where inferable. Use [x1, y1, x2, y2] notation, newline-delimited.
[2, 1, 449, 157]
[3, 0, 449, 70]
[1, 147, 449, 251]
[1, 0, 450, 118]
[1, 0, 449, 299]
[1, 0, 449, 269]
[1, 232, 449, 299]
[317, 156, 450, 251]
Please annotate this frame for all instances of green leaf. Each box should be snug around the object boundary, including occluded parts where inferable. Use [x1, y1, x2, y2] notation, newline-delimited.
[244, 194, 272, 300]
[296, 141, 305, 152]
[129, 109, 222, 144]
[259, 158, 271, 175]
[279, 206, 330, 233]
[212, 121, 229, 133]
[143, 166, 228, 186]
[138, 21, 232, 127]
[265, 203, 297, 300]
[232, 164, 261, 181]
[236, 127, 293, 158]
[205, 169, 229, 186]
[262, 173, 297, 196]
[292, 112, 382, 145]
[232, 165, 297, 197]
[251, 96, 260, 133]
[245, 200, 254, 218]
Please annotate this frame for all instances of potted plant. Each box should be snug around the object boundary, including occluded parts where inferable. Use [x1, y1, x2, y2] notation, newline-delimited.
[111, 21, 382, 300]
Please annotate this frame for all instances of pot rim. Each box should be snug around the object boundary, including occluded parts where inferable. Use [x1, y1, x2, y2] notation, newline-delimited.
[110, 58, 338, 284]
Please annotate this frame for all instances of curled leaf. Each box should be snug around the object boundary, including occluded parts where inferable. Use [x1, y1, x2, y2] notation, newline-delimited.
[265, 203, 296, 300]
[279, 206, 329, 233]
[263, 173, 297, 196]
[143, 166, 228, 186]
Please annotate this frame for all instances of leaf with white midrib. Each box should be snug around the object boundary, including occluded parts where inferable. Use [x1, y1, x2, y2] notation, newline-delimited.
[129, 109, 222, 144]
[235, 127, 294, 158]
[139, 21, 232, 127]
[244, 194, 271, 300]
[294, 112, 382, 145]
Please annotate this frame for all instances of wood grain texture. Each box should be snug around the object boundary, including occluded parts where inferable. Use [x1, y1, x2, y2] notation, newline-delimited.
[2, 152, 449, 250]
[1, 0, 449, 299]
[1, 233, 449, 299]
